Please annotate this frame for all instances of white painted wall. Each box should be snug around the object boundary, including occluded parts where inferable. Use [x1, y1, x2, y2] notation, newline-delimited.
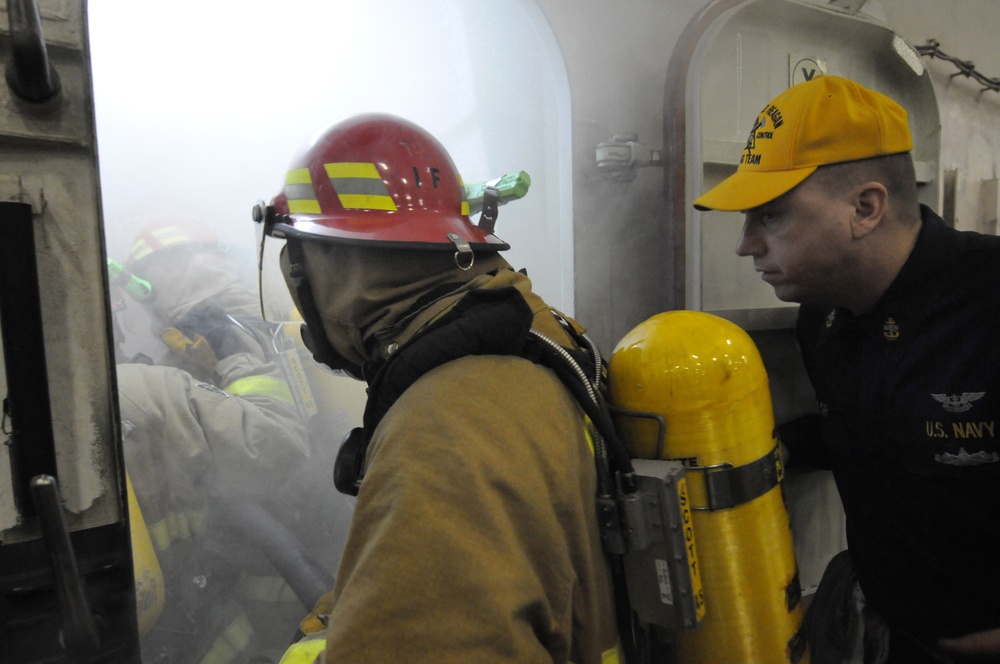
[868, 0, 1000, 234]
[89, 0, 575, 313]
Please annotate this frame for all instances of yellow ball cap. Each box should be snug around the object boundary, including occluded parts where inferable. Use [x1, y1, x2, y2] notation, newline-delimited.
[693, 75, 913, 212]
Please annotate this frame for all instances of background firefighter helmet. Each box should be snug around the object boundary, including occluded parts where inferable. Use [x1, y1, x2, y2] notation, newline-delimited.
[113, 215, 260, 365]
[126, 215, 223, 270]
[265, 113, 509, 250]
[126, 216, 257, 321]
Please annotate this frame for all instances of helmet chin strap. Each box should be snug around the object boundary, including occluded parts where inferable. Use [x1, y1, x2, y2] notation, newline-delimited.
[284, 238, 365, 378]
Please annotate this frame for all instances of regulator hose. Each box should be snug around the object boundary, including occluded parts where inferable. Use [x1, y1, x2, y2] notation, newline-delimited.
[215, 500, 334, 611]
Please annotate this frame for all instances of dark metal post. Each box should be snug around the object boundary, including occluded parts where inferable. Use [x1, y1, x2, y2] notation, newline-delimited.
[0, 200, 57, 516]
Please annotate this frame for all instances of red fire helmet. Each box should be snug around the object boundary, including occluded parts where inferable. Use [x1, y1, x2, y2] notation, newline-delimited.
[125, 216, 222, 271]
[265, 113, 508, 251]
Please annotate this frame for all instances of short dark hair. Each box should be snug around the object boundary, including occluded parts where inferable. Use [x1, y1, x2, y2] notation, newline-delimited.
[812, 153, 920, 225]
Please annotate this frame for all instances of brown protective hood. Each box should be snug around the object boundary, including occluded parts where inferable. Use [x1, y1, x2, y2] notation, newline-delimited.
[376, 262, 584, 352]
[282, 242, 533, 370]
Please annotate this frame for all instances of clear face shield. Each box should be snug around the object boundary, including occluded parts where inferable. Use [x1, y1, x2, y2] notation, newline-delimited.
[252, 201, 354, 401]
[252, 201, 367, 380]
[253, 201, 298, 325]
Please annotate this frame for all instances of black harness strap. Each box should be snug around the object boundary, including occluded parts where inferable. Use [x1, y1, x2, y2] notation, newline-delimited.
[694, 444, 785, 511]
[329, 287, 645, 662]
[362, 287, 534, 436]
[335, 287, 534, 496]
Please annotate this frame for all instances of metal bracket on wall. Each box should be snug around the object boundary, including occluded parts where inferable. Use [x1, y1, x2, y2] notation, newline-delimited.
[825, 0, 867, 16]
[0, 174, 46, 215]
[596, 134, 663, 182]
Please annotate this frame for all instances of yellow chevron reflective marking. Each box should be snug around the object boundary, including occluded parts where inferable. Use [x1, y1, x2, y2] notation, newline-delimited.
[286, 168, 313, 185]
[129, 224, 194, 262]
[458, 174, 469, 217]
[337, 193, 397, 211]
[151, 226, 189, 244]
[325, 162, 380, 179]
[287, 199, 322, 214]
[130, 241, 153, 263]
[325, 162, 397, 211]
[285, 169, 320, 214]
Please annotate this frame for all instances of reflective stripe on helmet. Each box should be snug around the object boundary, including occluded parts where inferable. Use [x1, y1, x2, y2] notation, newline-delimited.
[129, 240, 155, 264]
[129, 224, 200, 264]
[265, 113, 508, 249]
[125, 217, 222, 268]
[457, 174, 471, 216]
[222, 375, 295, 405]
[325, 162, 397, 211]
[286, 168, 321, 214]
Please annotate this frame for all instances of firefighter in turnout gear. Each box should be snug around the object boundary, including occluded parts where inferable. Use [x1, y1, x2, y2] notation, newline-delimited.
[258, 114, 622, 663]
[113, 216, 342, 663]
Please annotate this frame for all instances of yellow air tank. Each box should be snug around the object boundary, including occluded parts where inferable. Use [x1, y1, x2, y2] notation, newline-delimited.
[281, 315, 368, 430]
[127, 474, 165, 637]
[609, 311, 806, 664]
